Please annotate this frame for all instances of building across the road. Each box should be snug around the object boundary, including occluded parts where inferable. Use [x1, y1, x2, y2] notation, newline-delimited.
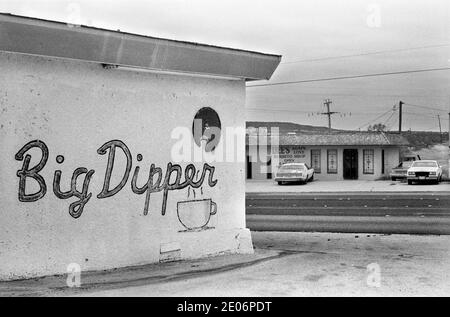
[247, 131, 409, 181]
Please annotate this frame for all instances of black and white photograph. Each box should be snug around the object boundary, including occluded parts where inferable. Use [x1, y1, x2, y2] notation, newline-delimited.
[0, 0, 449, 301]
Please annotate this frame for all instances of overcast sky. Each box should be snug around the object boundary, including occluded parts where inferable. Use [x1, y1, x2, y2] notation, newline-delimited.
[2, 0, 449, 131]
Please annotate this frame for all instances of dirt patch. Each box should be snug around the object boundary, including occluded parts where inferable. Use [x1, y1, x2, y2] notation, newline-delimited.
[304, 274, 326, 282]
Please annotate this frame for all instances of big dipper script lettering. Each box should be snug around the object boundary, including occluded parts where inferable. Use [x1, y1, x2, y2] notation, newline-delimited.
[15, 139, 218, 219]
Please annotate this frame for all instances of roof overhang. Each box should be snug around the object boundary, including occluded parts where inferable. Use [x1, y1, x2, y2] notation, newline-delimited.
[0, 13, 281, 81]
[246, 132, 410, 147]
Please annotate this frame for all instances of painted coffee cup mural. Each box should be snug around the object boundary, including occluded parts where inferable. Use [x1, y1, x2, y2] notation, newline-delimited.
[177, 198, 217, 231]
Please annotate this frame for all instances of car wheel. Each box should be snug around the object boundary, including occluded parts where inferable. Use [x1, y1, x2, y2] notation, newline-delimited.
[408, 180, 413, 185]
[277, 181, 283, 185]
[310, 174, 314, 182]
[391, 177, 396, 181]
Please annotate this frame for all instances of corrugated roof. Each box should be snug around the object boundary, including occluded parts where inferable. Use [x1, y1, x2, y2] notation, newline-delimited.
[0, 13, 281, 81]
[247, 132, 410, 146]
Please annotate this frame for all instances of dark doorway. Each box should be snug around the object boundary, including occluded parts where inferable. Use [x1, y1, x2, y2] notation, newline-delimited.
[246, 155, 252, 179]
[343, 149, 358, 179]
[267, 158, 272, 179]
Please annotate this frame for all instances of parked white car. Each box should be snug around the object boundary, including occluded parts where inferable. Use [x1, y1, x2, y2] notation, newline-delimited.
[275, 163, 315, 185]
[407, 160, 443, 185]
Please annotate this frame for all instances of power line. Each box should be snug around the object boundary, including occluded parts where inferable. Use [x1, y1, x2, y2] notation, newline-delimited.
[403, 102, 449, 113]
[403, 111, 439, 118]
[246, 107, 382, 115]
[386, 114, 399, 131]
[248, 91, 449, 98]
[280, 44, 450, 65]
[246, 108, 445, 121]
[356, 108, 394, 130]
[382, 111, 397, 129]
[247, 67, 450, 88]
[246, 108, 311, 113]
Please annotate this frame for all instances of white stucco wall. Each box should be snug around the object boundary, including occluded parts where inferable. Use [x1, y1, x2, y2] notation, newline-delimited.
[384, 147, 401, 176]
[0, 51, 252, 280]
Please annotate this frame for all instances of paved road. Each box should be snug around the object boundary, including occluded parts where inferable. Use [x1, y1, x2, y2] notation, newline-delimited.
[246, 192, 450, 234]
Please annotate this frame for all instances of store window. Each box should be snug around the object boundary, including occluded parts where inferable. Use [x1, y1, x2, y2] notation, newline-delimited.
[363, 149, 375, 174]
[311, 149, 321, 173]
[327, 149, 338, 174]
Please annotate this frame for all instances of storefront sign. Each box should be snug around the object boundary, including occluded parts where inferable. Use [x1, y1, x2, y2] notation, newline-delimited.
[273, 146, 306, 165]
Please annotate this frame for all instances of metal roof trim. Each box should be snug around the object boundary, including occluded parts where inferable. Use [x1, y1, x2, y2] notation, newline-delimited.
[0, 13, 281, 81]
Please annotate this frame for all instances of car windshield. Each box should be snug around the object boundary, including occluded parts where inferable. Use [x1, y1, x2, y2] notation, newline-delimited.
[412, 161, 437, 168]
[401, 161, 414, 168]
[280, 165, 305, 170]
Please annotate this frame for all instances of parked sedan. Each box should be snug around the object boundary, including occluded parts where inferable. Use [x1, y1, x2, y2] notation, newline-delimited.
[275, 163, 315, 185]
[407, 160, 443, 185]
[390, 161, 414, 181]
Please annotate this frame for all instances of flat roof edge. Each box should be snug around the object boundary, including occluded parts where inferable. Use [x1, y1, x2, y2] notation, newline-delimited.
[0, 13, 281, 81]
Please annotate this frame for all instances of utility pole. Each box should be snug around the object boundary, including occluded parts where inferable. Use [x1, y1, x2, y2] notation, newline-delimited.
[321, 99, 339, 133]
[438, 114, 443, 143]
[398, 100, 403, 134]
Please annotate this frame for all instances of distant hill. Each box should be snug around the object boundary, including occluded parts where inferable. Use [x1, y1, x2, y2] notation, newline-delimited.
[399, 131, 449, 149]
[246, 121, 449, 148]
[246, 121, 343, 133]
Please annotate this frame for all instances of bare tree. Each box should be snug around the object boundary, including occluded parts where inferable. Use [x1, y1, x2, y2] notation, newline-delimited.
[368, 123, 387, 132]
